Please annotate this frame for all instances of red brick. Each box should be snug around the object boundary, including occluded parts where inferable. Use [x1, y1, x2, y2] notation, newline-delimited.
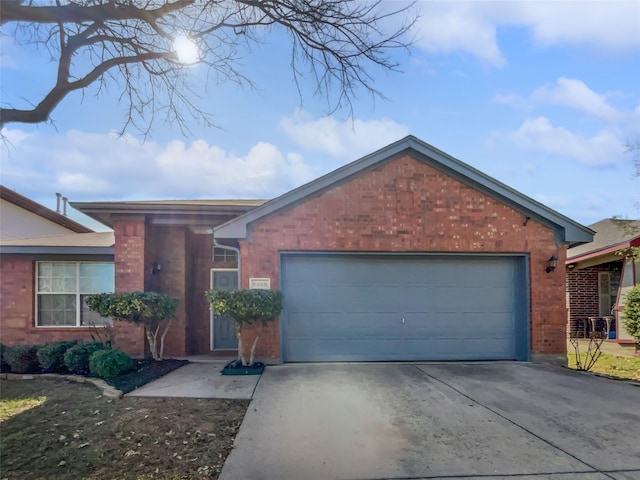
[238, 155, 567, 361]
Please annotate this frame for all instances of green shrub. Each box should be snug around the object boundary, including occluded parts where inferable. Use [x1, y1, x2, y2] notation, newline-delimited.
[37, 341, 77, 373]
[4, 345, 40, 374]
[89, 349, 135, 378]
[622, 284, 640, 344]
[86, 291, 178, 361]
[64, 342, 108, 375]
[205, 288, 283, 366]
[0, 343, 8, 372]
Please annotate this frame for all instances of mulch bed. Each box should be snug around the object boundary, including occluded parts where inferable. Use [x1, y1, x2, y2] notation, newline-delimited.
[106, 358, 189, 393]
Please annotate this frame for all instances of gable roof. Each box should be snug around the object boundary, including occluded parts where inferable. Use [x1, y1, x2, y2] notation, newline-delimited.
[1, 185, 93, 234]
[214, 136, 594, 244]
[567, 218, 640, 263]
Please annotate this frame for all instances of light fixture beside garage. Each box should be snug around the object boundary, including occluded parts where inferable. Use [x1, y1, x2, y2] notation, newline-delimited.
[545, 256, 558, 273]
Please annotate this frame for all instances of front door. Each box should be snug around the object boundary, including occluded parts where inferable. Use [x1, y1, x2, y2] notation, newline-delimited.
[211, 269, 239, 350]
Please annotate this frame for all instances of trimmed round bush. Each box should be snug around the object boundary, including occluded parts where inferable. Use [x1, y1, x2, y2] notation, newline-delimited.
[37, 341, 77, 373]
[89, 349, 135, 378]
[64, 342, 108, 375]
[4, 345, 40, 374]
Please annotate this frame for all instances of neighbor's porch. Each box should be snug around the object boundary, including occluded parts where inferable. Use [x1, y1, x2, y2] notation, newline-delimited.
[567, 256, 638, 344]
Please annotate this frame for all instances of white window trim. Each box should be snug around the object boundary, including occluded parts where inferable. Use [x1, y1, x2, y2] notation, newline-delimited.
[35, 261, 114, 328]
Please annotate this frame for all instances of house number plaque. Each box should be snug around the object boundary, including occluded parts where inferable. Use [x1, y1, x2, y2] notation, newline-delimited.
[249, 278, 271, 290]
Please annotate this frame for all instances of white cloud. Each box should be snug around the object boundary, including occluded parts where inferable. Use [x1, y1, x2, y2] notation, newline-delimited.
[492, 93, 530, 112]
[495, 77, 635, 123]
[412, 1, 640, 65]
[532, 77, 624, 122]
[412, 2, 505, 66]
[512, 1, 640, 53]
[0, 129, 318, 202]
[278, 110, 410, 160]
[503, 117, 626, 166]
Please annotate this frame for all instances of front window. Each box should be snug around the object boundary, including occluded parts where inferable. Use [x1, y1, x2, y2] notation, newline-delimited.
[212, 247, 238, 268]
[36, 262, 114, 327]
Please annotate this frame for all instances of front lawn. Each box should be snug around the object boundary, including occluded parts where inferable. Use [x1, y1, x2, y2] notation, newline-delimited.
[567, 352, 640, 381]
[0, 378, 249, 480]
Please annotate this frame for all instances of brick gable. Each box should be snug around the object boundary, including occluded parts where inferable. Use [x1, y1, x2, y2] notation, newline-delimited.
[239, 154, 566, 363]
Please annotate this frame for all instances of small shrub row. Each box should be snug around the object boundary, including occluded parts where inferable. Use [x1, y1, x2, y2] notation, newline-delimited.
[64, 342, 109, 375]
[38, 341, 78, 372]
[90, 349, 135, 378]
[2, 342, 134, 378]
[4, 345, 40, 374]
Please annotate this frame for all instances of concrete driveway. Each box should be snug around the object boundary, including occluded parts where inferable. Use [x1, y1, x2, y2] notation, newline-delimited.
[220, 363, 640, 480]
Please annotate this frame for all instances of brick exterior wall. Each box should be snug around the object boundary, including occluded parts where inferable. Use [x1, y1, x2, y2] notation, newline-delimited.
[186, 230, 217, 355]
[112, 221, 214, 357]
[145, 225, 187, 357]
[566, 261, 622, 337]
[113, 219, 148, 357]
[566, 267, 602, 334]
[0, 256, 105, 347]
[238, 154, 567, 362]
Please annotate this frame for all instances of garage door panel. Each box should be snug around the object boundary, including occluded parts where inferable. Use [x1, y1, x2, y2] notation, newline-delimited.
[281, 254, 528, 362]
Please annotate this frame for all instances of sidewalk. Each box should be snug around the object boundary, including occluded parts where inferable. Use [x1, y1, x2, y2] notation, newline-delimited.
[126, 357, 260, 399]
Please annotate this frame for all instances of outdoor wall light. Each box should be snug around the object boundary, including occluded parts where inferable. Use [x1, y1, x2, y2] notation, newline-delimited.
[545, 256, 558, 273]
[151, 261, 162, 275]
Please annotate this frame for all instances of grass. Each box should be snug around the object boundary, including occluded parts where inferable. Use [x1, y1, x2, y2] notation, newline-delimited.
[567, 351, 640, 381]
[0, 378, 249, 480]
[0, 395, 46, 422]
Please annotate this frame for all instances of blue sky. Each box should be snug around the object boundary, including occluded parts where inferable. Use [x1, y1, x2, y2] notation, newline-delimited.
[1, 1, 639, 231]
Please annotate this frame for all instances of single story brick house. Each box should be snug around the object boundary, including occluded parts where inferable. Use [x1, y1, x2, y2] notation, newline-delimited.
[2, 137, 594, 365]
[566, 218, 639, 352]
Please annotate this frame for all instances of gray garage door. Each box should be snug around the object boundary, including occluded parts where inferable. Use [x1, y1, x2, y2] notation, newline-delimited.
[280, 254, 529, 362]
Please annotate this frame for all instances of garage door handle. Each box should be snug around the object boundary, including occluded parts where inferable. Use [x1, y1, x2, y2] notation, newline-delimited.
[402, 318, 405, 324]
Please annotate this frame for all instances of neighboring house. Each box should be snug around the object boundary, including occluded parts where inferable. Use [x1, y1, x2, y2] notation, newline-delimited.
[65, 136, 592, 365]
[1, 185, 93, 238]
[0, 186, 115, 346]
[566, 218, 640, 350]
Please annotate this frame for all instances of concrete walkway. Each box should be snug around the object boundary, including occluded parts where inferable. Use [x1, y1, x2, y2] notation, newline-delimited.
[220, 362, 640, 480]
[126, 358, 260, 399]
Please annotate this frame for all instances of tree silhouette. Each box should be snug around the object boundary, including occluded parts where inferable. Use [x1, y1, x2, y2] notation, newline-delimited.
[1, 0, 415, 135]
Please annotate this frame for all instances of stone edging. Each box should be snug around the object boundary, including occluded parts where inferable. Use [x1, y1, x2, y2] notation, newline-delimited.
[0, 373, 124, 398]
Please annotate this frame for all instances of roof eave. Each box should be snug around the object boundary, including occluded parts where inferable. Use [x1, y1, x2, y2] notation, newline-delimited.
[71, 201, 263, 228]
[1, 186, 94, 233]
[0, 246, 114, 255]
[567, 235, 640, 263]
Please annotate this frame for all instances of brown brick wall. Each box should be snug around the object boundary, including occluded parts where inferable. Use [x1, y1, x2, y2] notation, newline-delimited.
[186, 231, 216, 355]
[113, 219, 147, 357]
[566, 267, 601, 333]
[566, 262, 622, 336]
[238, 154, 567, 362]
[1, 256, 103, 347]
[147, 225, 187, 357]
[111, 221, 220, 357]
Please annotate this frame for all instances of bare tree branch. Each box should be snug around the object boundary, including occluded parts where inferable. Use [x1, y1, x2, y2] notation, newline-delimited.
[0, 0, 194, 26]
[0, 0, 416, 135]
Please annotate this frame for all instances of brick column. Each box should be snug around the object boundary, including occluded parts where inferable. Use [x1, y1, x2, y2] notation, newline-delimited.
[113, 218, 148, 358]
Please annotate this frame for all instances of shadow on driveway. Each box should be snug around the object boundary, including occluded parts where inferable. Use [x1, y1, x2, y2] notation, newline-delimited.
[220, 362, 640, 480]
